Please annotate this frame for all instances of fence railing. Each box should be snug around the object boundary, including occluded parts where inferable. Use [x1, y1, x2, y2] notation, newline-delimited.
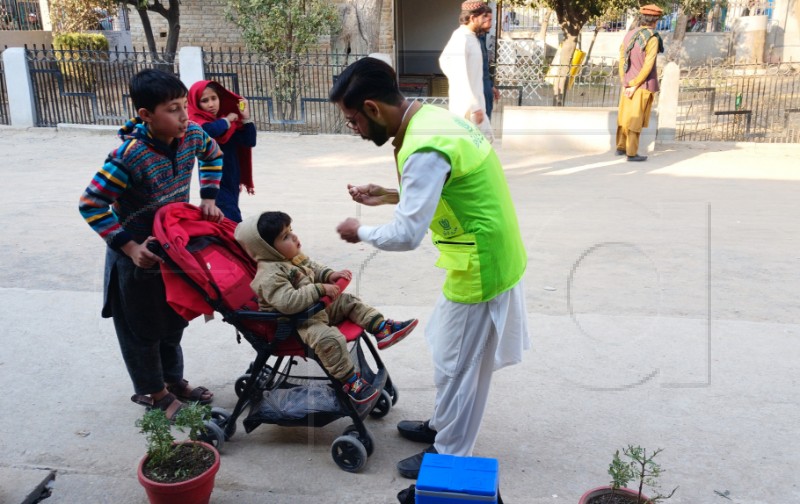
[677, 62, 800, 143]
[25, 45, 177, 127]
[202, 48, 366, 134]
[495, 37, 622, 107]
[0, 49, 9, 125]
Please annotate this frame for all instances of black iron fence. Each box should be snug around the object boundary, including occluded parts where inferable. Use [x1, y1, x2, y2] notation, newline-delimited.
[26, 45, 177, 127]
[677, 62, 800, 143]
[202, 48, 366, 134]
[0, 49, 9, 125]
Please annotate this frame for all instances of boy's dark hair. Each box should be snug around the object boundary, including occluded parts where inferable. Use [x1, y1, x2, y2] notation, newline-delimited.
[257, 211, 292, 247]
[129, 68, 188, 112]
[329, 57, 405, 110]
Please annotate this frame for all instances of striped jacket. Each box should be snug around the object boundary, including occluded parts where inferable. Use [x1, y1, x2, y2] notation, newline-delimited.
[79, 118, 223, 249]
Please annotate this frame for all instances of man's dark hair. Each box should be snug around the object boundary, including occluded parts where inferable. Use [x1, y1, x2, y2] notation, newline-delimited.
[129, 68, 188, 112]
[459, 4, 491, 25]
[257, 211, 292, 247]
[329, 57, 405, 110]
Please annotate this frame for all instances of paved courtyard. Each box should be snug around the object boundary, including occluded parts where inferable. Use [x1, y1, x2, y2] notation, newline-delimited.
[1, 125, 798, 503]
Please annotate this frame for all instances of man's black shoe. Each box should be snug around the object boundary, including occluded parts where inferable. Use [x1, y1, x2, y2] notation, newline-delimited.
[627, 154, 648, 162]
[615, 149, 626, 156]
[397, 419, 437, 444]
[397, 445, 437, 479]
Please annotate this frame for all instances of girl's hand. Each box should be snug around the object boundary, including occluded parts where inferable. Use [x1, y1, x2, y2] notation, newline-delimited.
[238, 99, 250, 120]
[329, 270, 352, 282]
[225, 112, 239, 124]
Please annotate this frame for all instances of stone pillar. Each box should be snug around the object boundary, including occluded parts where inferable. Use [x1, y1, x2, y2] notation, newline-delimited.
[38, 0, 51, 31]
[3, 48, 37, 127]
[657, 61, 679, 142]
[732, 15, 767, 64]
[178, 46, 205, 90]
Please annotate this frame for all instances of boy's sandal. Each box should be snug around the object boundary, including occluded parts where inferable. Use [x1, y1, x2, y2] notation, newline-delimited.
[131, 393, 185, 421]
[166, 379, 213, 405]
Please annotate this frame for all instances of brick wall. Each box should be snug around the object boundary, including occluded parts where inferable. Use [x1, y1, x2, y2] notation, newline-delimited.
[128, 0, 243, 50]
[129, 0, 396, 55]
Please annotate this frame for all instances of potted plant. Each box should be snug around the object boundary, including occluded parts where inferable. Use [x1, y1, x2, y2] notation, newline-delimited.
[136, 402, 221, 504]
[579, 445, 678, 504]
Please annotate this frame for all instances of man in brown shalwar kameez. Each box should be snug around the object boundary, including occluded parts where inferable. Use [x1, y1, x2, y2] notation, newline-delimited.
[616, 4, 664, 162]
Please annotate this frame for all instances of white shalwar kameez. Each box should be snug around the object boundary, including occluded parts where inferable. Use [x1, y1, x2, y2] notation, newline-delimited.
[439, 25, 495, 143]
[357, 150, 530, 456]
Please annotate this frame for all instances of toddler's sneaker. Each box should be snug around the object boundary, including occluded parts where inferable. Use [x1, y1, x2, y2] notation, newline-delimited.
[374, 318, 418, 350]
[342, 374, 379, 405]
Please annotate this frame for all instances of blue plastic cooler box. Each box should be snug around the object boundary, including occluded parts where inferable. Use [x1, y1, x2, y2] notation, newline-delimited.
[415, 453, 499, 503]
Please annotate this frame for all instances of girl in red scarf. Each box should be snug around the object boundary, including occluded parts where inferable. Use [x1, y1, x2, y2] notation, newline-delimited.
[188, 80, 257, 222]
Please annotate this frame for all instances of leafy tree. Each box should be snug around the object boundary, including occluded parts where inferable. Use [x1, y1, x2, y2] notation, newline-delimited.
[48, 0, 119, 34]
[122, 0, 181, 63]
[225, 0, 340, 123]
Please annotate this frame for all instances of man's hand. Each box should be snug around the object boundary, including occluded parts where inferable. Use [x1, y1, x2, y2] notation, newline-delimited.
[347, 183, 398, 206]
[199, 198, 224, 222]
[624, 86, 637, 99]
[492, 86, 500, 101]
[472, 109, 486, 125]
[322, 283, 341, 299]
[336, 218, 361, 243]
[121, 237, 163, 269]
[329, 269, 352, 282]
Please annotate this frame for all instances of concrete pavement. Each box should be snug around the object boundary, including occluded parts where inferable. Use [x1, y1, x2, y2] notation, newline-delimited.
[1, 125, 798, 503]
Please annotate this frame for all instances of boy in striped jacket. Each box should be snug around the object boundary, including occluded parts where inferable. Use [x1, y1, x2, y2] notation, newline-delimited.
[78, 69, 224, 420]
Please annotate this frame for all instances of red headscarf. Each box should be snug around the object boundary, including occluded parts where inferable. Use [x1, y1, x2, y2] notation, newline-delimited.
[188, 80, 254, 193]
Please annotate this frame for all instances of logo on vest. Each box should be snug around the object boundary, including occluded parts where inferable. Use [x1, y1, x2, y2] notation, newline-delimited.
[438, 218, 459, 237]
[453, 117, 484, 148]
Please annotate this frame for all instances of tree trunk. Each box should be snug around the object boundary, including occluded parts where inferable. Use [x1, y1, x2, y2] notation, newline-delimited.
[165, 1, 180, 59]
[538, 8, 551, 42]
[332, 0, 383, 56]
[135, 5, 158, 57]
[667, 8, 687, 63]
[554, 30, 578, 105]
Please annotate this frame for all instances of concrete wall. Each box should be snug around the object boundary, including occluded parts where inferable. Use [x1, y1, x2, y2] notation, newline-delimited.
[0, 30, 52, 48]
[396, 0, 458, 74]
[501, 106, 657, 154]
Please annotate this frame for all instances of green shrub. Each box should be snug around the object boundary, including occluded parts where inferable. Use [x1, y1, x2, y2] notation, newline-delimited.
[53, 32, 109, 89]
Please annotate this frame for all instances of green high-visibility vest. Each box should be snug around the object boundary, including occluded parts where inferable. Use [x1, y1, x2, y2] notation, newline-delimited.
[396, 105, 527, 303]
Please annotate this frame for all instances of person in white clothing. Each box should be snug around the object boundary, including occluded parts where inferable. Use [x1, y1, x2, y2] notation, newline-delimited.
[330, 57, 530, 480]
[439, 0, 495, 143]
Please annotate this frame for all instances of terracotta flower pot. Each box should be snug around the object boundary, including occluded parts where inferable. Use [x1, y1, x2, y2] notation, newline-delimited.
[138, 441, 220, 504]
[578, 486, 652, 504]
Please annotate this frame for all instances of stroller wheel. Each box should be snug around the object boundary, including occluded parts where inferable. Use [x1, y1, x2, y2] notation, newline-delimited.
[234, 374, 250, 398]
[210, 407, 236, 439]
[368, 390, 393, 419]
[386, 382, 399, 406]
[344, 424, 374, 456]
[331, 435, 368, 473]
[199, 420, 226, 452]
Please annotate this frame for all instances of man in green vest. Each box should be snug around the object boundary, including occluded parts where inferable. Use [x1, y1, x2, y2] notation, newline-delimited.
[330, 57, 530, 479]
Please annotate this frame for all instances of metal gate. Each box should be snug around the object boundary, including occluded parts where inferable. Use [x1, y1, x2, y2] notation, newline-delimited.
[677, 62, 800, 143]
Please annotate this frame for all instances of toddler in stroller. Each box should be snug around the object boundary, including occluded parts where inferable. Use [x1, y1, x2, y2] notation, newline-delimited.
[151, 202, 416, 472]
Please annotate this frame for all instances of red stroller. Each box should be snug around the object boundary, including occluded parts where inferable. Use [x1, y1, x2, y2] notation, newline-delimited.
[150, 202, 398, 472]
